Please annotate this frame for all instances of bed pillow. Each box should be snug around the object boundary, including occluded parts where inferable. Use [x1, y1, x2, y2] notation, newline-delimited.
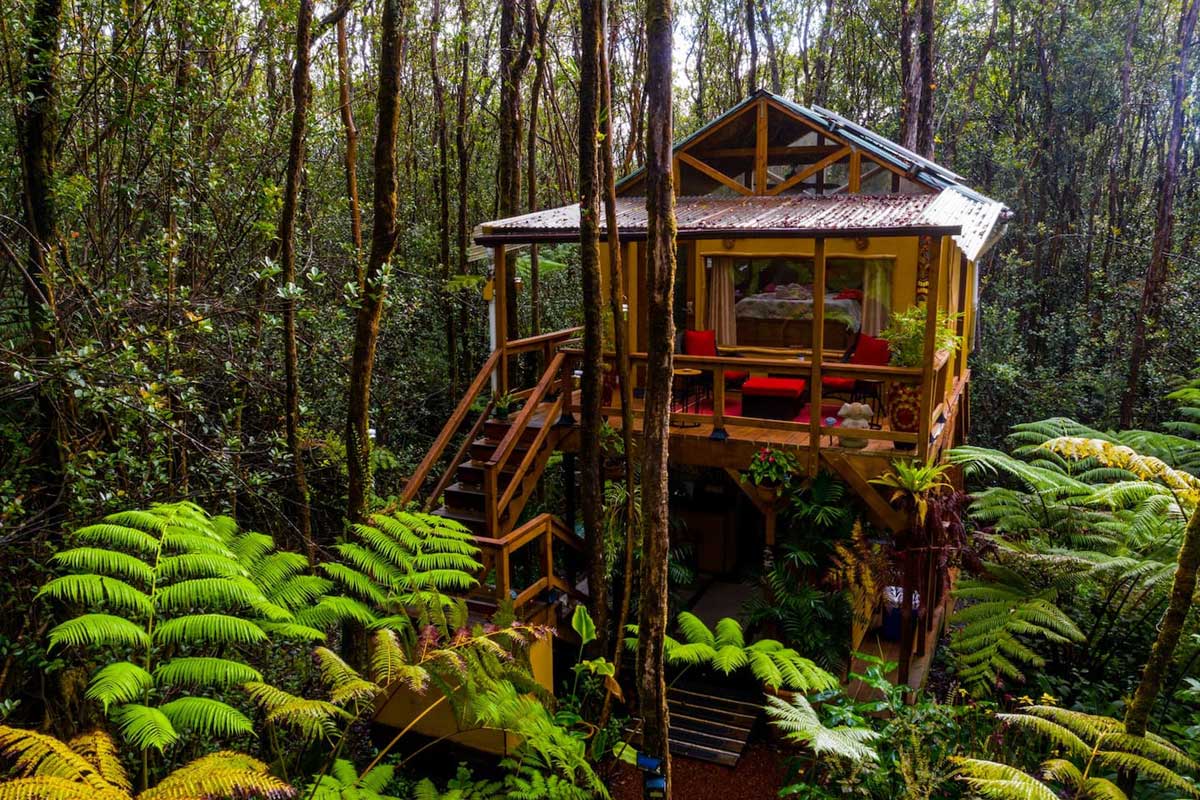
[836, 288, 864, 301]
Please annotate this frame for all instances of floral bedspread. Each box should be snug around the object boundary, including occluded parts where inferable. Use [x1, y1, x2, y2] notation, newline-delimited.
[734, 293, 862, 331]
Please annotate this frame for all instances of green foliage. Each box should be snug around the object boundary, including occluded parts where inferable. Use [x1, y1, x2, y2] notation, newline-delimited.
[626, 612, 838, 692]
[765, 693, 880, 763]
[0, 726, 293, 800]
[38, 502, 323, 753]
[743, 447, 801, 487]
[878, 307, 963, 368]
[952, 706, 1200, 799]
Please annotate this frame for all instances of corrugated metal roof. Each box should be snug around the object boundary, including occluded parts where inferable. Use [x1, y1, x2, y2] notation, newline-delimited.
[922, 186, 1009, 261]
[478, 193, 971, 244]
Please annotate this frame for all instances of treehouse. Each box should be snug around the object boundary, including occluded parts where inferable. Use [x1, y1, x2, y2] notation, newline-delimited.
[392, 91, 1008, 751]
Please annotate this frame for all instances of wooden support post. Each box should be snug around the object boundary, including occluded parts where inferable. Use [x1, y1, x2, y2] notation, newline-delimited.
[494, 244, 509, 394]
[563, 452, 576, 534]
[484, 469, 500, 536]
[542, 521, 554, 591]
[710, 363, 727, 441]
[557, 353, 575, 425]
[848, 150, 862, 193]
[497, 547, 512, 604]
[809, 238, 826, 475]
[755, 100, 768, 193]
[916, 235, 943, 462]
[898, 544, 917, 687]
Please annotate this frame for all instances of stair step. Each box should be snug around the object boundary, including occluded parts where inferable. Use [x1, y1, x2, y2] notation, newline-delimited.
[468, 436, 535, 463]
[625, 683, 761, 768]
[443, 481, 523, 513]
[455, 460, 519, 488]
[430, 507, 490, 535]
[482, 419, 544, 442]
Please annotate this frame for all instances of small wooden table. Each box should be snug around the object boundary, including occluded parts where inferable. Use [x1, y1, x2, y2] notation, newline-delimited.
[671, 368, 703, 423]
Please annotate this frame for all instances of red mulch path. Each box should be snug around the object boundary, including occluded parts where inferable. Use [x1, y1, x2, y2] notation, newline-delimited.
[607, 741, 790, 800]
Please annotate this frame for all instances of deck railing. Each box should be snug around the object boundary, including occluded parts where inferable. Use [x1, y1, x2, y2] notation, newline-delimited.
[471, 513, 584, 613]
[559, 344, 963, 464]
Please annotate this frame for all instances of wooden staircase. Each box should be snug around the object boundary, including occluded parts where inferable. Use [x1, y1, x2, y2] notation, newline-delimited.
[627, 680, 764, 767]
[400, 332, 585, 617]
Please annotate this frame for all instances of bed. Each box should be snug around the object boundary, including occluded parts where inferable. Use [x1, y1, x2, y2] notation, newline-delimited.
[734, 285, 862, 349]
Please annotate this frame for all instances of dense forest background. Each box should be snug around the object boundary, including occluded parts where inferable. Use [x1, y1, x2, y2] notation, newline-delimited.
[4, 0, 1200, 594]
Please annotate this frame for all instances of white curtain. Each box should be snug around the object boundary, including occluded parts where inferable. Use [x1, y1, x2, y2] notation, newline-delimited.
[861, 258, 893, 336]
[707, 258, 737, 345]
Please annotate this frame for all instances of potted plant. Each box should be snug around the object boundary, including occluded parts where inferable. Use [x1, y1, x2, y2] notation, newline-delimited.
[743, 446, 800, 503]
[877, 306, 963, 446]
[491, 391, 518, 420]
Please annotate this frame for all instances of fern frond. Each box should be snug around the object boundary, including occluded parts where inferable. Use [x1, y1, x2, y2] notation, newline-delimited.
[950, 757, 1059, 800]
[313, 648, 379, 707]
[152, 614, 267, 646]
[72, 524, 161, 556]
[85, 662, 154, 712]
[139, 750, 294, 800]
[152, 578, 258, 613]
[0, 777, 115, 800]
[764, 694, 878, 763]
[39, 576, 153, 618]
[318, 562, 388, 606]
[153, 658, 262, 689]
[155, 554, 246, 581]
[67, 731, 129, 793]
[158, 697, 254, 739]
[51, 549, 154, 586]
[0, 726, 108, 787]
[110, 705, 178, 752]
[48, 615, 150, 650]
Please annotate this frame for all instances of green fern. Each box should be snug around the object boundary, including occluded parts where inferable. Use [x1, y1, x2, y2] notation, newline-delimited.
[626, 612, 838, 693]
[764, 693, 879, 763]
[0, 725, 293, 800]
[952, 706, 1200, 799]
[38, 502, 324, 755]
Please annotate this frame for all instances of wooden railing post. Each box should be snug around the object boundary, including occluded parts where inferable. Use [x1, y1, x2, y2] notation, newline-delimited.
[484, 468, 500, 535]
[494, 244, 509, 395]
[809, 238, 826, 475]
[558, 352, 575, 425]
[917, 235, 944, 462]
[710, 363, 727, 441]
[496, 547, 511, 604]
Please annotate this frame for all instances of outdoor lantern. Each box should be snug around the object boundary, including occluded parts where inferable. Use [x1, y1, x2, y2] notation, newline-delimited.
[513, 274, 523, 292]
[621, 301, 629, 319]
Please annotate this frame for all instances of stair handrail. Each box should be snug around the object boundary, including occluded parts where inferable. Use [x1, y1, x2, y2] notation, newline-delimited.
[400, 348, 501, 507]
[483, 350, 566, 531]
[423, 394, 495, 512]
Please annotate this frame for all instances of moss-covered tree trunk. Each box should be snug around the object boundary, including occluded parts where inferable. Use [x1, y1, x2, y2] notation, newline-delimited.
[579, 0, 610, 657]
[637, 0, 676, 791]
[346, 0, 406, 524]
[278, 0, 315, 556]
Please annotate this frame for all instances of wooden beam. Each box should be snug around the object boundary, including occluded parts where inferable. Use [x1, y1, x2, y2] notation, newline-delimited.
[809, 238, 826, 475]
[831, 164, 886, 195]
[848, 150, 862, 193]
[696, 144, 845, 159]
[755, 100, 768, 194]
[677, 152, 753, 196]
[822, 451, 907, 533]
[917, 236, 944, 462]
[494, 244, 508, 394]
[767, 147, 851, 196]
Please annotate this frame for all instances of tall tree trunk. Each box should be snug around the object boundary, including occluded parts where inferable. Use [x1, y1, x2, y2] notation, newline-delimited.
[346, 0, 406, 524]
[638, 0, 676, 792]
[745, 0, 758, 93]
[431, 0, 457, 394]
[915, 0, 935, 157]
[900, 0, 918, 150]
[498, 0, 535, 343]
[1122, 508, 1200, 787]
[600, 0, 637, 725]
[17, 0, 68, 518]
[336, 14, 362, 276]
[579, 0, 610, 658]
[527, 0, 556, 342]
[756, 0, 782, 94]
[455, 0, 472, 380]
[1120, 0, 1199, 427]
[278, 0, 315, 556]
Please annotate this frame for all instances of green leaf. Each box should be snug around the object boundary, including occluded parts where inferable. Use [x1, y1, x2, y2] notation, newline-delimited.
[571, 604, 597, 646]
[86, 662, 154, 712]
[152, 614, 267, 646]
[48, 614, 151, 650]
[159, 697, 254, 738]
[111, 704, 178, 751]
[39, 575, 153, 617]
[153, 657, 262, 689]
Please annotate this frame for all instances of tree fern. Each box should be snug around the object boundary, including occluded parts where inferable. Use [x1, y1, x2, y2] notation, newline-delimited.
[764, 693, 879, 763]
[626, 613, 838, 693]
[952, 706, 1200, 799]
[38, 502, 324, 755]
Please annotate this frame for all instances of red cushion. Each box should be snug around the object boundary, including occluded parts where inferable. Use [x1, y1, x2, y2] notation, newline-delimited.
[684, 329, 718, 357]
[850, 334, 891, 366]
[742, 377, 807, 398]
[822, 376, 856, 392]
[836, 288, 864, 301]
[725, 370, 749, 383]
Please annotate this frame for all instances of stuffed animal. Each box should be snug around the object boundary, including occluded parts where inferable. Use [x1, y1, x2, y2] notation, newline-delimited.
[837, 402, 874, 448]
